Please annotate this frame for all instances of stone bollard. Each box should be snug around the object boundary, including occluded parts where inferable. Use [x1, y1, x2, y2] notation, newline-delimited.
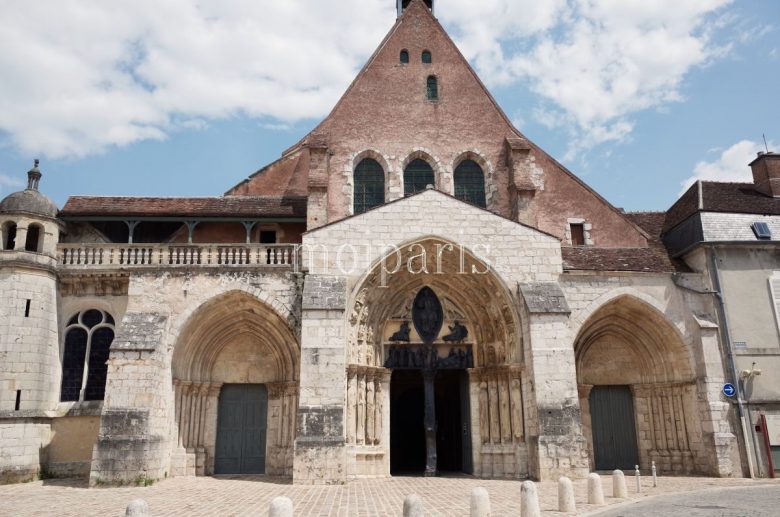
[612, 469, 628, 498]
[635, 465, 641, 493]
[470, 487, 491, 517]
[403, 494, 425, 517]
[558, 476, 576, 512]
[520, 481, 540, 517]
[269, 496, 293, 517]
[587, 473, 605, 505]
[125, 499, 150, 517]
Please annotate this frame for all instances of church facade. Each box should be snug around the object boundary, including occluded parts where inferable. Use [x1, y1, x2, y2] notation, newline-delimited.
[1, 0, 760, 485]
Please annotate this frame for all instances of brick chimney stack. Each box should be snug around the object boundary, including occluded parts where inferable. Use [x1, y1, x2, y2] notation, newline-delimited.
[750, 151, 780, 197]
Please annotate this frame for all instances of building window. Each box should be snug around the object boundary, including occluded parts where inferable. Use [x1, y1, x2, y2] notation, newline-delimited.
[24, 224, 42, 252]
[2, 221, 16, 250]
[259, 230, 277, 244]
[427, 76, 438, 101]
[422, 50, 432, 64]
[60, 309, 115, 402]
[400, 49, 409, 64]
[454, 160, 486, 207]
[570, 224, 585, 246]
[354, 158, 385, 214]
[404, 159, 435, 196]
[752, 221, 772, 240]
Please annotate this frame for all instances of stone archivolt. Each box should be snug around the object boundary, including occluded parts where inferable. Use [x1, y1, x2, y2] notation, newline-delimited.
[170, 290, 299, 476]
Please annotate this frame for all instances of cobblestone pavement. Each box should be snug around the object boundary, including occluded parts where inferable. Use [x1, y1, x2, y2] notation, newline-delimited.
[591, 484, 780, 517]
[0, 474, 777, 517]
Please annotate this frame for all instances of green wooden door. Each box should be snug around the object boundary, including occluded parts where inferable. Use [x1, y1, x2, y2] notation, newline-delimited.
[590, 386, 639, 470]
[215, 384, 267, 474]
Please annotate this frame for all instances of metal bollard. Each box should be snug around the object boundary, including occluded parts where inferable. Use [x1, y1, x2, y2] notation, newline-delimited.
[635, 464, 641, 493]
[403, 494, 424, 517]
[652, 461, 657, 487]
[269, 496, 293, 517]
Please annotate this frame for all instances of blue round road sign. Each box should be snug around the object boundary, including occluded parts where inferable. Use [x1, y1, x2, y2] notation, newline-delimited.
[722, 383, 736, 397]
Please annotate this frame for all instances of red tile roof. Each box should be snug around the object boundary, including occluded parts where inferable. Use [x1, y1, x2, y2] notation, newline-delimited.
[562, 212, 689, 273]
[60, 196, 307, 218]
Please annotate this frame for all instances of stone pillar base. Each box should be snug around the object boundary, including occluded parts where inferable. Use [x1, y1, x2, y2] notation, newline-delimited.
[293, 440, 346, 485]
[531, 434, 590, 481]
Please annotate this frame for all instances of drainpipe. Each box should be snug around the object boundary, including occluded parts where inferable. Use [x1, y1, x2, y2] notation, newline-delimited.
[707, 245, 759, 478]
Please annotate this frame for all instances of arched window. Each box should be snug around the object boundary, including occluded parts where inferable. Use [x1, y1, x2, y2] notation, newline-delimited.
[354, 158, 385, 214]
[24, 224, 42, 252]
[2, 221, 16, 250]
[60, 309, 115, 402]
[400, 49, 409, 64]
[454, 160, 487, 207]
[404, 158, 435, 196]
[426, 76, 438, 101]
[422, 50, 432, 64]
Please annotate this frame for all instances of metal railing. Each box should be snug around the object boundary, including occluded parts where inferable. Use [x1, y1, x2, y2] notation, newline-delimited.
[58, 243, 298, 269]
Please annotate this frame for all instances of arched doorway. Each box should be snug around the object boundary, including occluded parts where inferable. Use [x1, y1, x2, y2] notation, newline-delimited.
[347, 238, 525, 478]
[575, 296, 699, 473]
[171, 291, 299, 476]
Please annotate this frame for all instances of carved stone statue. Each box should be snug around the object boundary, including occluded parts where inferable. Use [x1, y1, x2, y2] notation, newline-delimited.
[389, 321, 410, 342]
[442, 320, 468, 343]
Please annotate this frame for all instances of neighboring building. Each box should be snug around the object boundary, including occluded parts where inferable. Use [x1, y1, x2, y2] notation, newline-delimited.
[0, 0, 749, 485]
[664, 151, 780, 477]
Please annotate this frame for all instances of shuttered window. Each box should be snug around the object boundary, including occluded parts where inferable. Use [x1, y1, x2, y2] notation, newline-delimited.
[771, 273, 780, 335]
[354, 158, 385, 214]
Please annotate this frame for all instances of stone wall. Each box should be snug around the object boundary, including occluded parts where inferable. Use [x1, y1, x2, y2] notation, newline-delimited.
[0, 418, 51, 484]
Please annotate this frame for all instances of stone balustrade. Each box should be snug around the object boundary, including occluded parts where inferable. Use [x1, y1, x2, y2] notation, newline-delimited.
[58, 243, 299, 269]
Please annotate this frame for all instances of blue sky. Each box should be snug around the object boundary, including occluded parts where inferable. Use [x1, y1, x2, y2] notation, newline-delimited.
[0, 0, 777, 212]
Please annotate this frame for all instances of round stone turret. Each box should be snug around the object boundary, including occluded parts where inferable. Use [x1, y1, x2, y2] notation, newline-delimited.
[0, 160, 58, 218]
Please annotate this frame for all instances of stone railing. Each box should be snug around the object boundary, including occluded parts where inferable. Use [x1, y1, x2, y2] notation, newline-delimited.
[58, 243, 298, 270]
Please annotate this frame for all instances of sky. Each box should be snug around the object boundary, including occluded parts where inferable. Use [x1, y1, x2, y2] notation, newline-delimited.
[0, 0, 778, 212]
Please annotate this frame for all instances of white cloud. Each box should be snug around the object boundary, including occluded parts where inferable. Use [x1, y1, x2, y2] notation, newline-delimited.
[0, 173, 25, 195]
[0, 0, 394, 158]
[0, 0, 741, 160]
[440, 0, 733, 158]
[679, 139, 770, 194]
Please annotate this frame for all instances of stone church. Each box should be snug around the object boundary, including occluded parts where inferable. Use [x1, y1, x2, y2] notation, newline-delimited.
[1, 0, 755, 485]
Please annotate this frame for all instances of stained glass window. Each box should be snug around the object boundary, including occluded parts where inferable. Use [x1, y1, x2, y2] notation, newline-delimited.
[60, 309, 115, 402]
[354, 158, 385, 214]
[404, 159, 435, 196]
[454, 160, 486, 207]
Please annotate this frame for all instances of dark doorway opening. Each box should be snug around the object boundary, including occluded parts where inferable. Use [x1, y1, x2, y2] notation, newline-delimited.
[435, 370, 464, 473]
[590, 385, 639, 470]
[390, 370, 425, 474]
[215, 384, 268, 474]
[390, 369, 470, 475]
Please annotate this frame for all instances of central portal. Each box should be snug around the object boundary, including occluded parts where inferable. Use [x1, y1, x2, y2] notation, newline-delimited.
[390, 369, 470, 475]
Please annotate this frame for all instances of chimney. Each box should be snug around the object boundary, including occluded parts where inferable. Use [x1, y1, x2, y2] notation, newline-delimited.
[750, 151, 780, 197]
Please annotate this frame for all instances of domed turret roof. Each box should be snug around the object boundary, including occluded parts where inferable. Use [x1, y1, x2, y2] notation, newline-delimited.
[0, 160, 58, 218]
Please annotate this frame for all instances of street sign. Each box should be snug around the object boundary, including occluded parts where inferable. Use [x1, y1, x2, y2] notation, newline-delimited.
[722, 383, 736, 397]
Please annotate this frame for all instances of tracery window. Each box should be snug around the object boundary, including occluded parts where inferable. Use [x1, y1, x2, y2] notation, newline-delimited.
[404, 158, 435, 196]
[60, 309, 116, 402]
[353, 158, 385, 214]
[426, 76, 438, 100]
[400, 49, 409, 64]
[454, 160, 486, 207]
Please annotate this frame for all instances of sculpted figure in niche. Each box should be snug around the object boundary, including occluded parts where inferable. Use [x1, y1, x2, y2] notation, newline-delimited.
[389, 321, 411, 342]
[442, 320, 468, 343]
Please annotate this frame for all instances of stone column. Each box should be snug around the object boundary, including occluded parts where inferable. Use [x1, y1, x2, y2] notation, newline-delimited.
[519, 283, 589, 481]
[293, 276, 348, 484]
[346, 368, 357, 444]
[204, 383, 222, 475]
